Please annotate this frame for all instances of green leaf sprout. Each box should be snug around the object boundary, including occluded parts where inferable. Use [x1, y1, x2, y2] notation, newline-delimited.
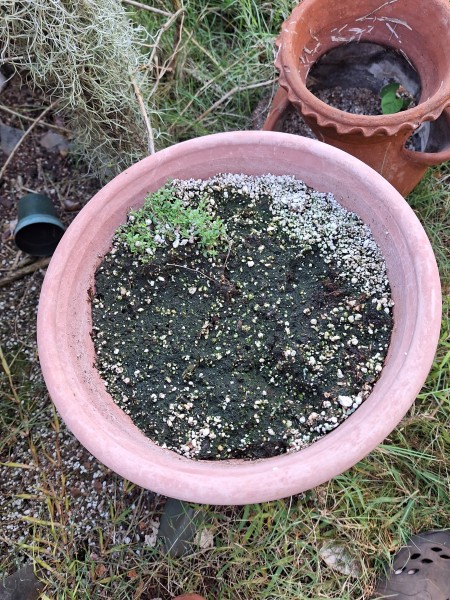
[380, 82, 413, 115]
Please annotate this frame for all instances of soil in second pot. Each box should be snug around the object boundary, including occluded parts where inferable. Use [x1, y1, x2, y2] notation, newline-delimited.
[314, 86, 384, 116]
[91, 174, 393, 460]
[280, 87, 420, 150]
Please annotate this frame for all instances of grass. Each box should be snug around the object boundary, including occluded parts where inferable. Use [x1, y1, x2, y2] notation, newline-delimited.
[132, 0, 295, 144]
[1, 1, 449, 598]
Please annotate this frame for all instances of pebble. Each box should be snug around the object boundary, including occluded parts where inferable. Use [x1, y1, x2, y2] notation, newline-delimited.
[338, 396, 354, 408]
[0, 121, 24, 155]
[39, 130, 70, 154]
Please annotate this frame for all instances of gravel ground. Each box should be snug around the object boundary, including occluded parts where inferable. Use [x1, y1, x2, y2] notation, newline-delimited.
[0, 75, 163, 576]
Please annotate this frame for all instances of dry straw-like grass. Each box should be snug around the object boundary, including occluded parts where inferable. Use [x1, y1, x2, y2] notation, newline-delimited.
[0, 0, 158, 179]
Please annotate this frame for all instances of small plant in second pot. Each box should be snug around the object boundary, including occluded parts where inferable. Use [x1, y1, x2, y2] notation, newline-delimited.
[380, 82, 414, 115]
[91, 174, 394, 461]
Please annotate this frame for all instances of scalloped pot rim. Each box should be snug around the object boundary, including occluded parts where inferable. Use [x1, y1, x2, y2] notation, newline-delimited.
[37, 132, 441, 505]
[277, 71, 450, 138]
[274, 0, 450, 138]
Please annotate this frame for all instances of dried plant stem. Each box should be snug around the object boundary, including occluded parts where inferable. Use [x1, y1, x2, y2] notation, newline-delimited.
[131, 76, 155, 155]
[165, 0, 184, 80]
[146, 9, 185, 102]
[166, 263, 218, 285]
[0, 258, 51, 288]
[187, 31, 223, 69]
[121, 0, 172, 17]
[192, 78, 277, 125]
[145, 8, 184, 75]
[0, 100, 59, 182]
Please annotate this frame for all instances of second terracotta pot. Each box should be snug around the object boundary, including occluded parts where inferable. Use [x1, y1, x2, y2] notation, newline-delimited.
[271, 0, 450, 195]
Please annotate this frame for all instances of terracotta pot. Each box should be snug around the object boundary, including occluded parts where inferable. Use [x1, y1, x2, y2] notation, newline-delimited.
[37, 131, 441, 505]
[271, 0, 450, 196]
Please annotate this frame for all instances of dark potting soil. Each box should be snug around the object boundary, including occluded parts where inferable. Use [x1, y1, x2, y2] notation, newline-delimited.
[92, 175, 393, 461]
[281, 86, 420, 150]
[279, 87, 381, 139]
[315, 86, 383, 115]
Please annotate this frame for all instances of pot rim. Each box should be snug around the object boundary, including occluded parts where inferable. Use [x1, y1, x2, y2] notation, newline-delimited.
[37, 131, 442, 504]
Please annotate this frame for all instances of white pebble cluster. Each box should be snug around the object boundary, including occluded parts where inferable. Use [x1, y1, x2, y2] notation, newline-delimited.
[172, 173, 392, 303]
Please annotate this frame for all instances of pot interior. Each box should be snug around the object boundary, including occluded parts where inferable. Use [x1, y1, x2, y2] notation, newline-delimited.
[304, 41, 450, 153]
[307, 42, 421, 105]
[282, 0, 450, 102]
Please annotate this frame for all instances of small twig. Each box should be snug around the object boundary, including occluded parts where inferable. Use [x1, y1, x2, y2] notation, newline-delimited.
[0, 56, 26, 64]
[11, 251, 22, 271]
[164, 0, 184, 78]
[17, 185, 40, 195]
[160, 9, 185, 83]
[144, 8, 186, 102]
[0, 104, 70, 133]
[121, 0, 172, 16]
[145, 8, 184, 74]
[167, 52, 243, 132]
[168, 66, 222, 125]
[166, 263, 219, 284]
[186, 29, 223, 70]
[37, 159, 52, 196]
[0, 100, 60, 183]
[0, 345, 21, 405]
[223, 241, 233, 271]
[167, 246, 235, 287]
[131, 76, 155, 155]
[0, 258, 51, 288]
[192, 78, 277, 125]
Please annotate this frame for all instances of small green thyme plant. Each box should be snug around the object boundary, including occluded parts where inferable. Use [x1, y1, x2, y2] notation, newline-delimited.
[380, 82, 414, 114]
[118, 183, 228, 262]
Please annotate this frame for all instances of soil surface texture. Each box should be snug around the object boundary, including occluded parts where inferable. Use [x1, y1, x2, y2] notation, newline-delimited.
[254, 87, 419, 150]
[92, 174, 393, 461]
[314, 86, 382, 115]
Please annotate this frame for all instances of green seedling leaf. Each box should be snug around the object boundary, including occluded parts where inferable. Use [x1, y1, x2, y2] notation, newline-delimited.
[381, 82, 401, 96]
[380, 82, 413, 114]
[380, 83, 403, 114]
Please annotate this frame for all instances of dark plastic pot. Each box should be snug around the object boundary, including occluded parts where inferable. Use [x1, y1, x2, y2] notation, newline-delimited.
[14, 194, 65, 256]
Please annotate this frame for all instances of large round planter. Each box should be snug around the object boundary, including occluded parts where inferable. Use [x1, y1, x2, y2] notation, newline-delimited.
[37, 131, 441, 505]
[272, 0, 450, 196]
